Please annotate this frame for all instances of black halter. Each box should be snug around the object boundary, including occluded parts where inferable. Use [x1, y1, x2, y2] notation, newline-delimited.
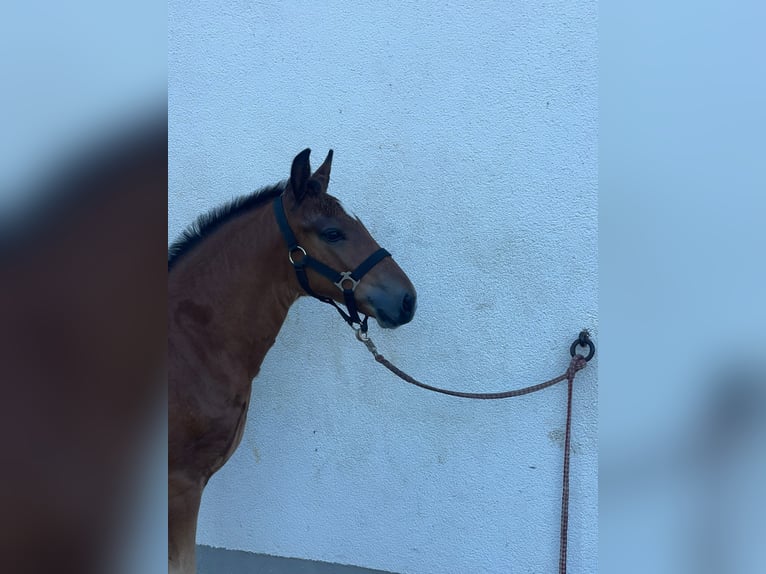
[273, 195, 391, 333]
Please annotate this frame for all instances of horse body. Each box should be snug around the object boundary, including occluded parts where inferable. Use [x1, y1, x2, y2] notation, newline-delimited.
[168, 149, 416, 573]
[168, 200, 295, 572]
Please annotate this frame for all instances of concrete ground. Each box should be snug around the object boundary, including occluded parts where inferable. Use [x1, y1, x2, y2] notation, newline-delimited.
[197, 545, 398, 574]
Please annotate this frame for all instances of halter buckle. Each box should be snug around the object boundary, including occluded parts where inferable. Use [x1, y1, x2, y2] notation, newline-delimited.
[334, 271, 359, 292]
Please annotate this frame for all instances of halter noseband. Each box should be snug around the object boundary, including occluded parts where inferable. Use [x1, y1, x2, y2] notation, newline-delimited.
[273, 195, 391, 333]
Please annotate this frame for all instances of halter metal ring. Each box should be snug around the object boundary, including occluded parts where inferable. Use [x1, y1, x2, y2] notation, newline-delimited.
[334, 271, 359, 292]
[288, 246, 307, 265]
[354, 326, 370, 342]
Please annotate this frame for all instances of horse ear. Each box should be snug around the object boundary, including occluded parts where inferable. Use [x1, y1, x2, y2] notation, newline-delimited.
[310, 149, 333, 192]
[289, 148, 312, 203]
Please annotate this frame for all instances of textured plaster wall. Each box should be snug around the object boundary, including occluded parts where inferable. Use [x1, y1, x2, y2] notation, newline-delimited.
[169, 1, 597, 573]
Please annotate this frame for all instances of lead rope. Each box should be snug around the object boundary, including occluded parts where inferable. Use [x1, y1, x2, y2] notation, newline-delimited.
[356, 329, 594, 574]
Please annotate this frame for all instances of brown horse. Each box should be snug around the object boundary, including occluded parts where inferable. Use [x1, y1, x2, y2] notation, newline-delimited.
[168, 149, 417, 573]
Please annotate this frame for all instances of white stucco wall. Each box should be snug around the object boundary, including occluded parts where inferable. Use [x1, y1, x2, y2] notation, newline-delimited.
[169, 2, 597, 573]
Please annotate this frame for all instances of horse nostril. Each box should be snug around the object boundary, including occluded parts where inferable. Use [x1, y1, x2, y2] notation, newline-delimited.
[401, 292, 416, 316]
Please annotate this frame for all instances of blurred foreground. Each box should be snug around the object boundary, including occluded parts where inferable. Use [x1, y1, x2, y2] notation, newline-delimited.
[0, 3, 166, 571]
[600, 355, 766, 573]
[0, 111, 167, 573]
[601, 1, 766, 572]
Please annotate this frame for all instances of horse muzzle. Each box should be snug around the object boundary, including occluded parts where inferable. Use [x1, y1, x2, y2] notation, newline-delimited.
[366, 288, 417, 329]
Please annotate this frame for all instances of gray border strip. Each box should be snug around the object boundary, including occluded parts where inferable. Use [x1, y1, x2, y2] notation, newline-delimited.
[197, 545, 399, 574]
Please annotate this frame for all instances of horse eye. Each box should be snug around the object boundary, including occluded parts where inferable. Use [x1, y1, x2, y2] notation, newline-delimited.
[320, 228, 345, 243]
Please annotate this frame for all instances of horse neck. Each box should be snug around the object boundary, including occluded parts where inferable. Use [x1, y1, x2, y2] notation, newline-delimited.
[168, 202, 300, 379]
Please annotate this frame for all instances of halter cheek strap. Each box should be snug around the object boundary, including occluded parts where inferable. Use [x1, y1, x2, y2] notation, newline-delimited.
[273, 196, 391, 332]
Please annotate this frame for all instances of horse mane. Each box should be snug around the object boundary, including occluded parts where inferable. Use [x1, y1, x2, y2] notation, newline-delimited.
[168, 181, 286, 271]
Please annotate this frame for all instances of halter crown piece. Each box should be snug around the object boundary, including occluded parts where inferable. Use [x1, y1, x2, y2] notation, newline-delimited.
[273, 195, 391, 333]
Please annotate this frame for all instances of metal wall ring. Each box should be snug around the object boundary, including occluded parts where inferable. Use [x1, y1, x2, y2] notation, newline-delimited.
[570, 331, 595, 361]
